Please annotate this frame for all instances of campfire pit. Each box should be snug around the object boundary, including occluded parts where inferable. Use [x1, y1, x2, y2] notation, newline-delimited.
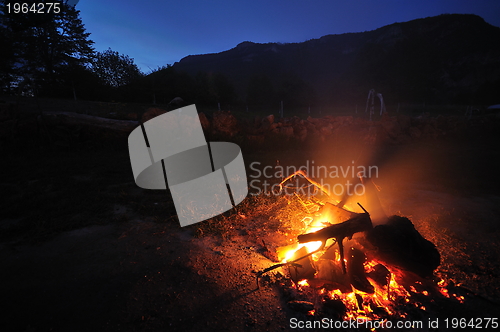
[255, 170, 468, 324]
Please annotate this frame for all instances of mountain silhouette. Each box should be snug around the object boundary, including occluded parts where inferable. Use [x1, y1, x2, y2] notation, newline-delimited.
[171, 14, 500, 109]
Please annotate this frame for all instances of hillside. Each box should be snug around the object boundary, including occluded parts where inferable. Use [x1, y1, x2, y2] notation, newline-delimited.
[172, 14, 500, 109]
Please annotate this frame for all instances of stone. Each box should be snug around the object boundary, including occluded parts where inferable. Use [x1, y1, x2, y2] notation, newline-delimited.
[142, 107, 167, 123]
[212, 111, 238, 137]
[260, 114, 274, 131]
[306, 116, 321, 125]
[166, 97, 185, 110]
[422, 123, 438, 139]
[409, 126, 421, 139]
[293, 125, 308, 141]
[319, 123, 334, 136]
[397, 115, 412, 131]
[264, 114, 274, 125]
[198, 112, 210, 131]
[253, 116, 261, 128]
[334, 116, 354, 127]
[380, 114, 401, 139]
[279, 126, 294, 138]
[363, 126, 378, 145]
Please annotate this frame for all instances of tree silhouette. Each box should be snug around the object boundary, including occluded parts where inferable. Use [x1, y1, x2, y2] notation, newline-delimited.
[278, 73, 315, 113]
[213, 72, 236, 105]
[0, 0, 94, 96]
[194, 71, 215, 106]
[91, 48, 143, 88]
[246, 73, 276, 110]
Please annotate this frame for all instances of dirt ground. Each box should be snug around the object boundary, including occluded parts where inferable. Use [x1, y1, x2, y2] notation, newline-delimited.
[1, 221, 294, 331]
[2, 126, 500, 331]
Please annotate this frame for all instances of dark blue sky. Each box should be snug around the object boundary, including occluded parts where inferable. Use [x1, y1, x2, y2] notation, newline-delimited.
[77, 0, 500, 73]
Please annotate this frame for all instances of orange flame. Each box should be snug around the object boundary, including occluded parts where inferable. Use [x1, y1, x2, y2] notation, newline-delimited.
[275, 171, 462, 320]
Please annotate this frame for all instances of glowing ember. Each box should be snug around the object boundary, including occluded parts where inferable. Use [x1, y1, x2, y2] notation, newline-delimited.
[279, 229, 465, 320]
[259, 170, 463, 321]
[280, 220, 434, 320]
[297, 279, 309, 287]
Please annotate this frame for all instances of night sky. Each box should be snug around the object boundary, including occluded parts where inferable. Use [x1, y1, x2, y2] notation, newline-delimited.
[77, 0, 500, 73]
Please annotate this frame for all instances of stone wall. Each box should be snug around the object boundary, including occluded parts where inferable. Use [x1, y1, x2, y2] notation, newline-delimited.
[202, 110, 495, 149]
[1, 103, 496, 149]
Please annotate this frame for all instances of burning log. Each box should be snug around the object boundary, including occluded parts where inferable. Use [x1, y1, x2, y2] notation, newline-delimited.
[288, 247, 316, 283]
[366, 263, 390, 287]
[363, 215, 440, 278]
[255, 243, 326, 288]
[347, 248, 374, 294]
[297, 211, 372, 244]
[254, 167, 451, 321]
[314, 259, 351, 293]
[297, 207, 372, 274]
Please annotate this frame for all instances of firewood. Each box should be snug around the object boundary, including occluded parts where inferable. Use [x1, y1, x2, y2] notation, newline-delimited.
[363, 215, 440, 278]
[297, 212, 372, 244]
[255, 241, 330, 289]
[347, 247, 374, 294]
[314, 259, 351, 292]
[297, 206, 372, 273]
[366, 264, 390, 287]
[288, 247, 316, 283]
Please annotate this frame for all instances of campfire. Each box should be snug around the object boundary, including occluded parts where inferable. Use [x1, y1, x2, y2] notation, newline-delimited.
[255, 170, 466, 321]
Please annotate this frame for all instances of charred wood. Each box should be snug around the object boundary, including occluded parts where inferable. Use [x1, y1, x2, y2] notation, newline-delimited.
[298, 211, 372, 273]
[364, 215, 440, 278]
[366, 264, 391, 287]
[288, 247, 316, 283]
[347, 247, 375, 294]
[297, 213, 372, 244]
[313, 259, 351, 293]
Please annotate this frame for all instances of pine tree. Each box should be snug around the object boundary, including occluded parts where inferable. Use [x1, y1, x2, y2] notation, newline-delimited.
[0, 0, 94, 96]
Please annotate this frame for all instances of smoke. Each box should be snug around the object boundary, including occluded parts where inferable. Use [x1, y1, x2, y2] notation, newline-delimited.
[307, 131, 455, 224]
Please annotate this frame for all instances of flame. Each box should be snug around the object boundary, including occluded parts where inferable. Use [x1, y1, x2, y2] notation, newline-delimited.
[278, 214, 449, 320]
[298, 279, 309, 287]
[274, 172, 462, 320]
[280, 216, 327, 262]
